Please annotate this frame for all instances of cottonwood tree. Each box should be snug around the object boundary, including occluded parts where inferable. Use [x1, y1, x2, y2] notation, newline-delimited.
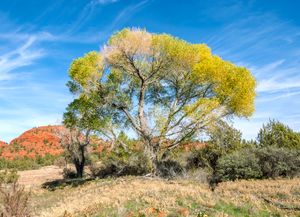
[66, 28, 256, 173]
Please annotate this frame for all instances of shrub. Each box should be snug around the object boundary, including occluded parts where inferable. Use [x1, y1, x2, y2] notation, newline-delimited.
[63, 168, 78, 179]
[0, 154, 60, 171]
[215, 147, 300, 182]
[186, 121, 246, 172]
[91, 152, 151, 178]
[186, 145, 222, 171]
[216, 148, 262, 181]
[156, 160, 185, 178]
[0, 170, 30, 217]
[0, 170, 19, 184]
[254, 147, 300, 178]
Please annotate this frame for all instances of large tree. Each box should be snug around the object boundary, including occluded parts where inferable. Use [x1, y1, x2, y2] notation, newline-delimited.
[65, 28, 256, 173]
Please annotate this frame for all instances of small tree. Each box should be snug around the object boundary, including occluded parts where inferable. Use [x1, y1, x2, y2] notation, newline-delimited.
[62, 92, 128, 178]
[61, 96, 101, 178]
[257, 119, 300, 149]
[58, 127, 90, 178]
[66, 28, 256, 174]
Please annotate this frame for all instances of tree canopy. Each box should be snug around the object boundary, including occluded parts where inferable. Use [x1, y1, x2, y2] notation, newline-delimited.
[257, 119, 300, 149]
[64, 28, 256, 171]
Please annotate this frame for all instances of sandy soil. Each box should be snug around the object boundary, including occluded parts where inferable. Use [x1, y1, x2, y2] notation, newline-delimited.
[18, 166, 63, 188]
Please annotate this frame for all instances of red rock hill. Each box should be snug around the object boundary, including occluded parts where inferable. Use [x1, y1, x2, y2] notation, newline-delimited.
[1, 126, 64, 160]
[0, 125, 107, 160]
[0, 140, 8, 147]
[0, 126, 204, 160]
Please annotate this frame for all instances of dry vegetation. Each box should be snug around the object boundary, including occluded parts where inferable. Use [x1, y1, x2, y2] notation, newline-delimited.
[17, 168, 299, 217]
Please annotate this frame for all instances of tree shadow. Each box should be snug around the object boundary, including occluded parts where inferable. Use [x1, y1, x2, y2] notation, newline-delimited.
[41, 177, 94, 191]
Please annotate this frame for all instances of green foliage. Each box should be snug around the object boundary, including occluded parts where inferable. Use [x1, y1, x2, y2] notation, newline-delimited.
[257, 119, 300, 149]
[186, 121, 244, 171]
[215, 147, 300, 182]
[209, 121, 244, 152]
[91, 151, 151, 178]
[254, 146, 300, 178]
[68, 51, 102, 92]
[0, 154, 60, 171]
[216, 148, 262, 181]
[91, 141, 151, 178]
[156, 160, 185, 178]
[65, 28, 256, 172]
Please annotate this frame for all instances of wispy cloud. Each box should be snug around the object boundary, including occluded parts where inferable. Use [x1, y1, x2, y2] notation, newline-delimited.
[0, 37, 44, 81]
[110, 0, 149, 28]
[92, 0, 119, 5]
[257, 91, 300, 103]
[257, 78, 300, 93]
[0, 17, 69, 142]
[203, 4, 300, 138]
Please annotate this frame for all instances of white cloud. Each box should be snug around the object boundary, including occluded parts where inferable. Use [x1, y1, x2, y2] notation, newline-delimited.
[0, 36, 44, 81]
[257, 91, 300, 103]
[93, 0, 119, 5]
[257, 78, 300, 93]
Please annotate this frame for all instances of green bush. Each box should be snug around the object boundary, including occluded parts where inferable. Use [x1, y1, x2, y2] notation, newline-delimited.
[216, 148, 262, 181]
[186, 121, 246, 172]
[186, 145, 221, 171]
[215, 147, 300, 182]
[254, 147, 300, 178]
[0, 154, 60, 171]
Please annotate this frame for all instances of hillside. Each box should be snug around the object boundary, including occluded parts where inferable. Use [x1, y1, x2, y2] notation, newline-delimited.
[26, 174, 300, 217]
[0, 126, 64, 160]
[0, 140, 7, 147]
[0, 126, 204, 161]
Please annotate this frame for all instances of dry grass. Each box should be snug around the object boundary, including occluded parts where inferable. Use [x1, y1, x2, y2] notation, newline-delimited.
[22, 176, 300, 217]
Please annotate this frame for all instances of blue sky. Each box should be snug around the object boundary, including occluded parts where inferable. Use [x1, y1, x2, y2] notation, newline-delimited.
[0, 0, 300, 142]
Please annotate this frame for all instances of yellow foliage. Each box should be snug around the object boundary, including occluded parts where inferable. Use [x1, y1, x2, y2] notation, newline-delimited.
[192, 55, 256, 117]
[69, 28, 256, 123]
[69, 51, 103, 88]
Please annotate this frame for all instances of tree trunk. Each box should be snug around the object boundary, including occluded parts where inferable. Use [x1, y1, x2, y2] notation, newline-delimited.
[145, 142, 160, 175]
[74, 146, 85, 178]
[74, 161, 83, 178]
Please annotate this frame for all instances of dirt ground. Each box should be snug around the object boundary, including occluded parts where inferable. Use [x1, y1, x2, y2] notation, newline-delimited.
[18, 166, 63, 188]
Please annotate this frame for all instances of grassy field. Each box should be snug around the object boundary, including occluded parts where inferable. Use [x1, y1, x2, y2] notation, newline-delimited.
[23, 170, 300, 217]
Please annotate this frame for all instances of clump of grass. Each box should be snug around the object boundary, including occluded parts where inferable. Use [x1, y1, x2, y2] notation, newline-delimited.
[0, 170, 31, 217]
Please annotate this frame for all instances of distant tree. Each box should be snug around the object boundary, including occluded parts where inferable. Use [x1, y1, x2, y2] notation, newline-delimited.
[66, 28, 256, 174]
[257, 119, 300, 149]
